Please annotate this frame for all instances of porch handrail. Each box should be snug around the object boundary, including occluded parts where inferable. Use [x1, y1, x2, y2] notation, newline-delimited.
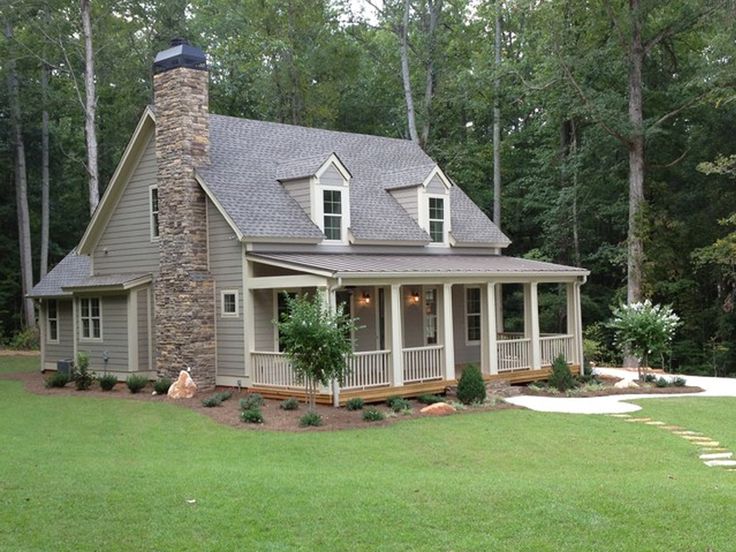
[539, 334, 574, 366]
[343, 350, 391, 390]
[497, 337, 531, 372]
[402, 344, 443, 384]
[251, 351, 299, 388]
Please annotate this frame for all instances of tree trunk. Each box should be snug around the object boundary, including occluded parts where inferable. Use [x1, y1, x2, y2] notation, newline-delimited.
[400, 0, 419, 144]
[492, 7, 502, 228]
[5, 21, 35, 329]
[81, 0, 99, 215]
[570, 119, 581, 267]
[40, 62, 50, 278]
[419, 0, 442, 147]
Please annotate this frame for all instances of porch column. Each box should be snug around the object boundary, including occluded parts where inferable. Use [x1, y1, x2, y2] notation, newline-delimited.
[322, 286, 340, 407]
[485, 282, 498, 375]
[441, 283, 455, 381]
[575, 281, 584, 370]
[566, 281, 579, 365]
[495, 284, 504, 333]
[389, 284, 404, 387]
[524, 282, 542, 369]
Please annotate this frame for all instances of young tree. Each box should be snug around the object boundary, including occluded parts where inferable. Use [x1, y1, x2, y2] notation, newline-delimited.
[275, 292, 358, 411]
[80, 0, 99, 214]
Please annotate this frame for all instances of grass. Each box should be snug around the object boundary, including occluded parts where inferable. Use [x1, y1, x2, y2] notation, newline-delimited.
[1, 354, 735, 550]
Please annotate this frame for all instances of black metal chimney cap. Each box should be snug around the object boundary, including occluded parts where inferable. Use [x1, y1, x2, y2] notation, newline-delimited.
[153, 38, 207, 74]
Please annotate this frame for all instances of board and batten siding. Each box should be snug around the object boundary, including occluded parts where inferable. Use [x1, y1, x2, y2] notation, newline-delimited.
[76, 295, 128, 373]
[208, 200, 245, 376]
[390, 187, 419, 222]
[92, 135, 160, 275]
[44, 300, 74, 365]
[282, 178, 312, 215]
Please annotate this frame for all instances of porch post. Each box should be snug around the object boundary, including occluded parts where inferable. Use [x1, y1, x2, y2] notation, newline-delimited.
[324, 286, 340, 407]
[566, 281, 578, 365]
[389, 283, 404, 387]
[524, 282, 542, 369]
[495, 284, 504, 333]
[575, 281, 584, 371]
[486, 282, 498, 375]
[441, 283, 455, 381]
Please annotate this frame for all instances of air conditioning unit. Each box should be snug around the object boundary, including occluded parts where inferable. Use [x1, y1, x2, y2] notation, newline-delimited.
[56, 359, 73, 376]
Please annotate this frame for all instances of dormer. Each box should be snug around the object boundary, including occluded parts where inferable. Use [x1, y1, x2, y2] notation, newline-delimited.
[387, 165, 452, 246]
[277, 153, 352, 244]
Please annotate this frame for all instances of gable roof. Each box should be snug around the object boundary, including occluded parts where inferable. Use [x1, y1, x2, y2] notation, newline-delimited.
[28, 252, 91, 298]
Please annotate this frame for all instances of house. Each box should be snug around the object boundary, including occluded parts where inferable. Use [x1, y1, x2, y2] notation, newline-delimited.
[30, 39, 589, 405]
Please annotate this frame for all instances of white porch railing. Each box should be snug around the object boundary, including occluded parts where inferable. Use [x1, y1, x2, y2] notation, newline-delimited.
[402, 345, 443, 384]
[540, 334, 574, 366]
[497, 338, 531, 372]
[343, 350, 391, 390]
[251, 352, 299, 388]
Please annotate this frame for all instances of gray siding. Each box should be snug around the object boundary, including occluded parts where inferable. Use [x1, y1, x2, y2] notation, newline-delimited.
[137, 288, 150, 370]
[77, 295, 128, 372]
[282, 178, 312, 215]
[353, 286, 378, 351]
[319, 164, 345, 186]
[93, 136, 160, 275]
[402, 286, 424, 348]
[390, 187, 419, 221]
[425, 174, 447, 195]
[253, 289, 275, 351]
[208, 200, 245, 376]
[44, 300, 74, 362]
[453, 285, 480, 365]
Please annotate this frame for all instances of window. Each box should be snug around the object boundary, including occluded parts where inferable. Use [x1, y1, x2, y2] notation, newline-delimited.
[428, 197, 444, 243]
[221, 290, 239, 318]
[150, 186, 159, 239]
[47, 300, 59, 343]
[466, 287, 481, 343]
[424, 288, 438, 345]
[323, 189, 342, 240]
[276, 291, 298, 351]
[80, 297, 101, 340]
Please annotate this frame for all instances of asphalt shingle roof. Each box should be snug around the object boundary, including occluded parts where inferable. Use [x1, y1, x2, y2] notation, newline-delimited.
[198, 115, 511, 245]
[28, 253, 91, 298]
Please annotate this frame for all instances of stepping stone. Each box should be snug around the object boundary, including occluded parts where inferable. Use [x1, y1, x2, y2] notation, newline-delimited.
[661, 425, 684, 430]
[625, 418, 652, 423]
[673, 431, 703, 436]
[680, 435, 713, 441]
[701, 447, 730, 453]
[645, 421, 666, 426]
[609, 414, 631, 418]
[700, 452, 733, 460]
[703, 460, 736, 468]
[697, 441, 722, 448]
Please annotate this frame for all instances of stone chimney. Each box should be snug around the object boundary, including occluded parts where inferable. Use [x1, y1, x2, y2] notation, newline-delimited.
[152, 38, 215, 388]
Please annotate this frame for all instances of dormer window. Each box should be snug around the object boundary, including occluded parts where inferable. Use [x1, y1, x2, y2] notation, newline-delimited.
[323, 189, 343, 241]
[428, 197, 445, 243]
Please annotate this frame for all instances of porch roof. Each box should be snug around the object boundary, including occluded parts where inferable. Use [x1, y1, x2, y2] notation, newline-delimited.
[61, 272, 152, 293]
[248, 253, 589, 279]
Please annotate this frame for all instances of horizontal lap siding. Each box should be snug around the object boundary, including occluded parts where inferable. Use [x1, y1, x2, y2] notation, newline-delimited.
[283, 178, 311, 214]
[403, 287, 424, 348]
[353, 286, 377, 352]
[425, 174, 447, 195]
[390, 187, 419, 221]
[45, 300, 74, 362]
[93, 136, 160, 275]
[208, 200, 245, 375]
[320, 164, 345, 186]
[253, 289, 275, 351]
[138, 288, 150, 370]
[77, 295, 128, 372]
[453, 285, 480, 365]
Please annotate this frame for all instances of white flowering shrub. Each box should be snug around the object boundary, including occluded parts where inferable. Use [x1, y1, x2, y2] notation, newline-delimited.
[609, 300, 681, 377]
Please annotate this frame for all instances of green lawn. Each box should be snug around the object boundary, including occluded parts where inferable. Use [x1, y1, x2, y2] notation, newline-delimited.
[1, 355, 734, 551]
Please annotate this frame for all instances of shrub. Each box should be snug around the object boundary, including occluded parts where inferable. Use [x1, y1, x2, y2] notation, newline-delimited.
[7, 327, 39, 350]
[240, 408, 264, 424]
[672, 376, 687, 387]
[299, 411, 323, 427]
[202, 395, 223, 407]
[45, 371, 70, 388]
[644, 374, 657, 383]
[389, 397, 411, 412]
[417, 394, 443, 405]
[240, 393, 264, 411]
[362, 407, 385, 422]
[548, 355, 577, 392]
[656, 377, 669, 388]
[457, 364, 486, 405]
[280, 397, 300, 410]
[213, 391, 232, 402]
[98, 373, 117, 391]
[72, 352, 94, 391]
[345, 397, 364, 411]
[126, 375, 148, 394]
[153, 377, 172, 395]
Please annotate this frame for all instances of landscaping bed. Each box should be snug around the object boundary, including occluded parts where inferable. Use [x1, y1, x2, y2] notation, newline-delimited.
[521, 374, 704, 397]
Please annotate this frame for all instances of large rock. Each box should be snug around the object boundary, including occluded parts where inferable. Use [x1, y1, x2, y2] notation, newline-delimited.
[614, 379, 640, 389]
[420, 402, 457, 416]
[167, 370, 198, 399]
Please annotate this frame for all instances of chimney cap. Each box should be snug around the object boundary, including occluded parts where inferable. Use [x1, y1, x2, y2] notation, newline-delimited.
[153, 39, 207, 74]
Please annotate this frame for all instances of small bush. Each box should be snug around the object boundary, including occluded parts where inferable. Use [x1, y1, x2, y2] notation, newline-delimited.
[214, 390, 233, 402]
[153, 377, 172, 395]
[362, 407, 385, 422]
[98, 373, 117, 391]
[73, 352, 94, 391]
[240, 408, 264, 424]
[656, 377, 669, 388]
[386, 396, 403, 409]
[299, 411, 323, 427]
[7, 327, 39, 350]
[345, 397, 364, 411]
[457, 364, 487, 404]
[672, 376, 687, 387]
[280, 397, 300, 410]
[202, 396, 223, 407]
[417, 394, 443, 405]
[45, 371, 70, 388]
[126, 375, 148, 394]
[644, 374, 657, 383]
[389, 397, 411, 412]
[576, 374, 600, 385]
[240, 393, 264, 411]
[548, 356, 576, 392]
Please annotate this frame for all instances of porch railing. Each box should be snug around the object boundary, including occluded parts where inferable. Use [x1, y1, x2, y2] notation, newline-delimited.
[540, 334, 574, 366]
[251, 352, 299, 388]
[497, 338, 531, 372]
[402, 345, 443, 384]
[343, 350, 391, 390]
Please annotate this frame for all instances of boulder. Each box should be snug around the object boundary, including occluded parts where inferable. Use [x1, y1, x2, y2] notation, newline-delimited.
[420, 402, 456, 416]
[167, 370, 197, 399]
[614, 379, 639, 389]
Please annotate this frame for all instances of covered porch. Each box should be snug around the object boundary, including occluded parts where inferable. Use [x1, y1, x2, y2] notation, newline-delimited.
[226, 252, 587, 404]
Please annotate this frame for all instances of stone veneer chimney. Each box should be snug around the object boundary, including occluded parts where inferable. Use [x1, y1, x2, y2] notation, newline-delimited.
[152, 38, 215, 388]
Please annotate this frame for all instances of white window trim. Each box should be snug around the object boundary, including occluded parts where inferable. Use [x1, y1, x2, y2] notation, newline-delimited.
[149, 184, 159, 242]
[316, 185, 350, 244]
[422, 286, 439, 346]
[46, 299, 59, 345]
[220, 289, 239, 318]
[426, 194, 449, 246]
[464, 286, 482, 346]
[78, 297, 103, 342]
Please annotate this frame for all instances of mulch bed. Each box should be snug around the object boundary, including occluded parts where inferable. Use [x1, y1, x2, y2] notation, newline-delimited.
[2, 370, 517, 432]
[521, 375, 704, 398]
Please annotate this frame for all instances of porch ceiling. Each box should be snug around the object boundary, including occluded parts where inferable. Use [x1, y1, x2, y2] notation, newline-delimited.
[247, 252, 588, 280]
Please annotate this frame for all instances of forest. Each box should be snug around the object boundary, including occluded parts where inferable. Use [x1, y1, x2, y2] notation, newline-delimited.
[1, 0, 735, 375]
